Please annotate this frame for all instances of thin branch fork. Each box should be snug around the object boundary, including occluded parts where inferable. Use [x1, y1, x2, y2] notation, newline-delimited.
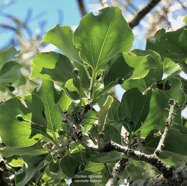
[106, 158, 128, 186]
[129, 0, 161, 28]
[154, 100, 177, 156]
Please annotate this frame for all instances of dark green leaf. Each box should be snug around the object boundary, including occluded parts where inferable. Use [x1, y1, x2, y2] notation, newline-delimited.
[60, 154, 81, 177]
[42, 25, 82, 63]
[74, 7, 133, 70]
[0, 141, 47, 157]
[165, 77, 186, 105]
[139, 89, 168, 137]
[104, 124, 122, 144]
[0, 46, 18, 66]
[123, 52, 158, 79]
[31, 52, 74, 82]
[104, 54, 133, 87]
[98, 95, 113, 132]
[0, 96, 42, 147]
[118, 88, 151, 133]
[146, 27, 187, 72]
[15, 155, 45, 186]
[0, 62, 25, 85]
[38, 80, 62, 131]
[88, 151, 122, 163]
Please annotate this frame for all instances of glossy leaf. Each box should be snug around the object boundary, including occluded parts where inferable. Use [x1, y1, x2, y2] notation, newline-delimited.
[144, 126, 187, 166]
[140, 89, 168, 137]
[0, 45, 18, 66]
[0, 96, 41, 147]
[98, 95, 113, 132]
[65, 78, 79, 100]
[15, 155, 45, 186]
[31, 52, 74, 82]
[88, 151, 122, 163]
[104, 54, 133, 87]
[30, 90, 48, 137]
[38, 80, 62, 132]
[104, 124, 122, 144]
[123, 52, 158, 79]
[0, 62, 25, 85]
[146, 27, 187, 72]
[165, 77, 186, 105]
[118, 88, 151, 133]
[0, 141, 47, 157]
[42, 25, 82, 63]
[57, 89, 72, 111]
[122, 79, 147, 92]
[60, 154, 81, 177]
[74, 7, 133, 70]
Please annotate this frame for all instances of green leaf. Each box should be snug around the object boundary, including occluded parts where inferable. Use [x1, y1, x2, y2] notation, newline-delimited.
[144, 126, 187, 166]
[108, 98, 120, 121]
[85, 162, 104, 172]
[0, 96, 41, 147]
[0, 141, 47, 157]
[146, 27, 187, 72]
[15, 155, 45, 186]
[0, 46, 18, 66]
[122, 78, 147, 92]
[98, 95, 113, 132]
[122, 50, 163, 92]
[30, 90, 48, 137]
[60, 154, 81, 177]
[139, 89, 168, 137]
[74, 7, 133, 70]
[0, 62, 24, 84]
[42, 25, 82, 63]
[165, 77, 186, 105]
[161, 126, 187, 165]
[125, 159, 158, 181]
[104, 54, 133, 87]
[39, 80, 62, 131]
[118, 88, 151, 133]
[104, 124, 122, 144]
[57, 89, 72, 111]
[88, 151, 122, 163]
[163, 58, 181, 77]
[123, 52, 158, 79]
[65, 78, 79, 100]
[31, 52, 74, 82]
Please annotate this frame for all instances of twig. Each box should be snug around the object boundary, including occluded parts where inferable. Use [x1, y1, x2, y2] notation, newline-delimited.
[56, 105, 74, 128]
[154, 100, 177, 156]
[129, 0, 161, 28]
[106, 158, 128, 186]
[77, 0, 87, 17]
[177, 0, 187, 11]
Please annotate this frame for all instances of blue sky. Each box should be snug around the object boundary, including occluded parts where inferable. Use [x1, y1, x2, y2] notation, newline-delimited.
[0, 0, 85, 47]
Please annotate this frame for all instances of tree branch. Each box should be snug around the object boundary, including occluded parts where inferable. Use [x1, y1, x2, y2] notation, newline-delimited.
[154, 100, 177, 156]
[106, 158, 128, 186]
[129, 0, 161, 28]
[106, 141, 173, 178]
[77, 0, 87, 17]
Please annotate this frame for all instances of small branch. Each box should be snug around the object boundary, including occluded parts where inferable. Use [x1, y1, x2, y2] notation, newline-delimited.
[106, 158, 128, 186]
[154, 100, 177, 156]
[77, 0, 87, 17]
[129, 0, 161, 28]
[108, 141, 173, 178]
[56, 105, 74, 128]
